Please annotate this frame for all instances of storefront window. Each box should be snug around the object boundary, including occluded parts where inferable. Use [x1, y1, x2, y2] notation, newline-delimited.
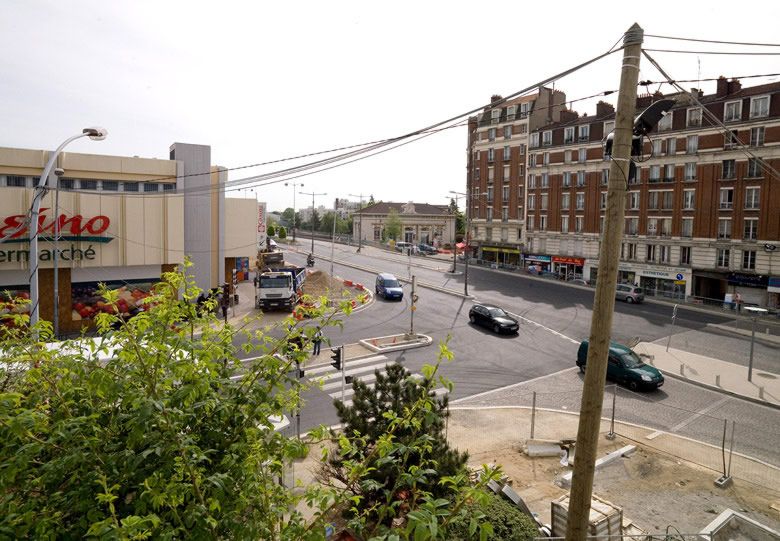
[71, 281, 155, 322]
[0, 287, 31, 325]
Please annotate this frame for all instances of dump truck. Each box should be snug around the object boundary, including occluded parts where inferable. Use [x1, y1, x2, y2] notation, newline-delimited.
[255, 266, 306, 311]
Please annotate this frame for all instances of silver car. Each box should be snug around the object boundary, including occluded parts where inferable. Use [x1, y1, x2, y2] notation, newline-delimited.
[616, 284, 644, 303]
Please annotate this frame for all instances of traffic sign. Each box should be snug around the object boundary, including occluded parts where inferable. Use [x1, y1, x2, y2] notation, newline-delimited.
[676, 273, 684, 280]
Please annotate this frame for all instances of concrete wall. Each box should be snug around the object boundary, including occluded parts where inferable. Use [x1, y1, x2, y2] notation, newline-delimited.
[224, 197, 256, 258]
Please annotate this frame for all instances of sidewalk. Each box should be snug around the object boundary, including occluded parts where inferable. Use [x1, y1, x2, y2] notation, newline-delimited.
[634, 341, 780, 408]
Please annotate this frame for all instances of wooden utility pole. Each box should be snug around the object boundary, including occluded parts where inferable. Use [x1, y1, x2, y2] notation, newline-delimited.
[565, 23, 643, 541]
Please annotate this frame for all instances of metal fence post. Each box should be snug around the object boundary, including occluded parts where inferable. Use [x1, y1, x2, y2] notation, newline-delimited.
[530, 391, 537, 439]
[606, 385, 617, 440]
[727, 420, 735, 477]
[721, 418, 728, 478]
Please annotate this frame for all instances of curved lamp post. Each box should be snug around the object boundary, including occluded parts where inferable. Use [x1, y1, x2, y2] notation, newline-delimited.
[29, 127, 107, 332]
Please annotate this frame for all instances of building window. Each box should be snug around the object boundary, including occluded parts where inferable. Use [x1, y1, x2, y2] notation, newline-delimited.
[750, 127, 765, 147]
[719, 188, 733, 209]
[541, 173, 549, 187]
[488, 128, 496, 142]
[485, 227, 493, 240]
[658, 112, 672, 131]
[504, 126, 512, 140]
[503, 165, 510, 181]
[628, 191, 639, 210]
[660, 217, 672, 237]
[542, 130, 552, 146]
[575, 216, 583, 233]
[60, 178, 75, 190]
[747, 158, 762, 178]
[651, 139, 662, 156]
[6, 175, 27, 187]
[717, 248, 730, 268]
[666, 137, 676, 154]
[680, 246, 691, 265]
[742, 250, 756, 270]
[491, 109, 500, 124]
[749, 95, 769, 118]
[561, 216, 569, 233]
[663, 191, 673, 210]
[724, 100, 742, 122]
[539, 215, 547, 231]
[501, 185, 509, 201]
[600, 191, 607, 210]
[579, 124, 590, 142]
[527, 216, 534, 231]
[162, 183, 175, 192]
[124, 182, 139, 192]
[683, 189, 695, 210]
[623, 242, 637, 260]
[646, 244, 656, 262]
[664, 164, 675, 182]
[687, 107, 702, 127]
[473, 167, 480, 181]
[684, 162, 696, 181]
[530, 133, 539, 148]
[486, 208, 493, 222]
[488, 167, 494, 182]
[602, 169, 609, 185]
[487, 186, 494, 200]
[681, 217, 693, 238]
[501, 207, 509, 222]
[603, 120, 615, 134]
[543, 152, 550, 165]
[578, 148, 587, 163]
[540, 194, 548, 210]
[724, 130, 739, 150]
[561, 193, 570, 210]
[659, 245, 671, 263]
[647, 218, 658, 236]
[143, 183, 159, 192]
[78, 180, 97, 190]
[507, 105, 516, 121]
[564, 127, 574, 144]
[528, 174, 536, 188]
[718, 218, 732, 239]
[686, 135, 698, 154]
[102, 180, 118, 191]
[649, 165, 661, 183]
[744, 218, 758, 240]
[501, 146, 510, 162]
[528, 195, 535, 210]
[625, 217, 639, 235]
[575, 192, 585, 210]
[745, 187, 760, 209]
[648, 191, 660, 210]
[563, 171, 571, 187]
[722, 160, 736, 180]
[487, 148, 495, 162]
[576, 170, 585, 187]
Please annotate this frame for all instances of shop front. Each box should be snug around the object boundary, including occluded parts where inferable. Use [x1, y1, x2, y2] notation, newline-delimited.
[524, 254, 552, 274]
[768, 277, 780, 311]
[727, 272, 769, 307]
[552, 256, 585, 280]
[588, 262, 692, 299]
[480, 245, 521, 266]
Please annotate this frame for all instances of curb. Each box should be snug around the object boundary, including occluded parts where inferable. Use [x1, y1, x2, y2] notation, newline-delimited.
[657, 369, 780, 411]
[705, 322, 780, 345]
[359, 334, 433, 354]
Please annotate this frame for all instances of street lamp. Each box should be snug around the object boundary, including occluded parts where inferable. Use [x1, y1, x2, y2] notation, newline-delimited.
[348, 193, 365, 253]
[299, 190, 326, 256]
[29, 127, 107, 331]
[744, 306, 769, 382]
[284, 182, 303, 243]
[450, 189, 486, 296]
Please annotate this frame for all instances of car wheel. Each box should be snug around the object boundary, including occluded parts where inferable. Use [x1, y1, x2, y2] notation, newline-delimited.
[469, 314, 476, 323]
[626, 296, 634, 304]
[628, 380, 638, 391]
[493, 324, 500, 333]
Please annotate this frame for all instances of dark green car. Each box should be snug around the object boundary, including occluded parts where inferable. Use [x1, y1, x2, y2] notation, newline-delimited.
[576, 340, 664, 391]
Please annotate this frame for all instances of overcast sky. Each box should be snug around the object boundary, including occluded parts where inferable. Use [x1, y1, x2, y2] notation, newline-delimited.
[2, 1, 779, 213]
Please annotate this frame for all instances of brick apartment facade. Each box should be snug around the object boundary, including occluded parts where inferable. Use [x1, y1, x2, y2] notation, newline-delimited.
[520, 77, 780, 308]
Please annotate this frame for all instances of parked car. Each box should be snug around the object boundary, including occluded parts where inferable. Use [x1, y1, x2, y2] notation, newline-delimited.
[468, 304, 519, 334]
[417, 243, 438, 255]
[375, 273, 404, 300]
[394, 241, 417, 254]
[568, 278, 589, 286]
[615, 284, 644, 303]
[576, 339, 664, 391]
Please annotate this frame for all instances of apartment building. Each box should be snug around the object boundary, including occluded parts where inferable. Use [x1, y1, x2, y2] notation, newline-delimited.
[525, 77, 780, 308]
[466, 88, 567, 266]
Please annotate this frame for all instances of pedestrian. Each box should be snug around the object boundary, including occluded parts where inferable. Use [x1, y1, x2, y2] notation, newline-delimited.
[313, 326, 323, 355]
[221, 294, 229, 323]
[734, 292, 742, 313]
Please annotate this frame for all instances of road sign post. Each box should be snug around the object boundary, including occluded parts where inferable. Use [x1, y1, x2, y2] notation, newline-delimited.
[666, 304, 678, 352]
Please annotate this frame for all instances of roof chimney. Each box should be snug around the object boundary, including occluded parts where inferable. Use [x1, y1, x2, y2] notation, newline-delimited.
[728, 78, 742, 95]
[596, 101, 615, 117]
[716, 76, 728, 97]
[491, 94, 503, 104]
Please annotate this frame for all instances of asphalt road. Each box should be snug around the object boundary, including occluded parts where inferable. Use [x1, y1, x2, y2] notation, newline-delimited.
[271, 241, 779, 467]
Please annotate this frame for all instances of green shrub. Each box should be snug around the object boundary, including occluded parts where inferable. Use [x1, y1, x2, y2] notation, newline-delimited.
[448, 491, 539, 540]
[267, 224, 276, 237]
[278, 226, 287, 239]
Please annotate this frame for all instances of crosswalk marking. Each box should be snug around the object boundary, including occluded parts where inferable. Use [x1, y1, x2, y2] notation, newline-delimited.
[304, 353, 450, 407]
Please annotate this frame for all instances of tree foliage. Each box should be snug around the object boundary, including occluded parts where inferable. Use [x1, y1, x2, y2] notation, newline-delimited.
[384, 208, 402, 241]
[278, 226, 287, 239]
[447, 492, 539, 541]
[267, 224, 277, 237]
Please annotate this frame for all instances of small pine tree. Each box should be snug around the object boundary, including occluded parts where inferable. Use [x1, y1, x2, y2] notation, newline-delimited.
[267, 224, 276, 237]
[278, 226, 287, 239]
[320, 364, 468, 526]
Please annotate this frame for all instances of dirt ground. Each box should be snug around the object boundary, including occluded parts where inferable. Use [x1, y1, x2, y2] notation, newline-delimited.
[301, 269, 366, 302]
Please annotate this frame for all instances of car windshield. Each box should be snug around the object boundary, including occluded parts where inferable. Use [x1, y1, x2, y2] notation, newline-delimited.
[488, 307, 508, 318]
[384, 279, 400, 288]
[619, 350, 644, 368]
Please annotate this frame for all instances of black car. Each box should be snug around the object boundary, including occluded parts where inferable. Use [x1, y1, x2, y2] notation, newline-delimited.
[468, 304, 519, 334]
[417, 243, 438, 255]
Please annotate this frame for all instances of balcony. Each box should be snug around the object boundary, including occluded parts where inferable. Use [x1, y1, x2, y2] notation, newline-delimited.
[564, 137, 574, 144]
[578, 135, 590, 142]
[719, 202, 733, 210]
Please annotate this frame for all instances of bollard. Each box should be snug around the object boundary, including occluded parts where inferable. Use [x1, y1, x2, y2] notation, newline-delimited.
[759, 386, 764, 400]
[716, 374, 721, 387]
[530, 392, 537, 440]
[680, 364, 685, 376]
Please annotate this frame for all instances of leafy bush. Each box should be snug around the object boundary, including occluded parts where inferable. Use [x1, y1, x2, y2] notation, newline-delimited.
[267, 224, 276, 237]
[447, 491, 539, 541]
[278, 226, 287, 239]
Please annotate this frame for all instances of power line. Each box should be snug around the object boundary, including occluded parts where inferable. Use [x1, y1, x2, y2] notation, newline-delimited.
[645, 34, 780, 47]
[639, 72, 780, 86]
[644, 48, 780, 56]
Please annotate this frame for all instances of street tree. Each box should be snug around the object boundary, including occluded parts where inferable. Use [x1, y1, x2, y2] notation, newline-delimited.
[385, 208, 402, 241]
[278, 226, 287, 239]
[267, 224, 277, 237]
[281, 207, 295, 225]
[448, 198, 466, 235]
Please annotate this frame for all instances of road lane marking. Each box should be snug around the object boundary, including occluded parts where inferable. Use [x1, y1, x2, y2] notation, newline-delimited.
[451, 366, 578, 404]
[304, 354, 388, 376]
[504, 310, 580, 345]
[646, 395, 731, 440]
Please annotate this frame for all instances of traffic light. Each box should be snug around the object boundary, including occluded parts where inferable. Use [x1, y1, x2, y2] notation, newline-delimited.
[330, 346, 342, 371]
